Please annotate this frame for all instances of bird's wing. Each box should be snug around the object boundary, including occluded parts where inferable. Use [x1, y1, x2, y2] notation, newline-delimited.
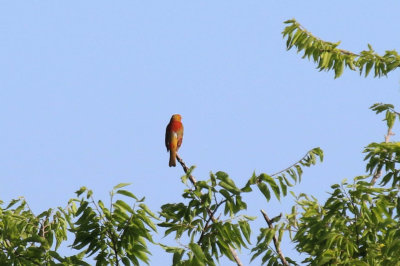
[165, 124, 171, 151]
[177, 124, 183, 148]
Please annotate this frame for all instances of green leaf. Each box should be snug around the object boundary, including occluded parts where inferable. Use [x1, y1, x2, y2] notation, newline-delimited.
[114, 200, 134, 214]
[122, 257, 131, 266]
[283, 19, 296, 24]
[385, 110, 396, 129]
[210, 172, 217, 187]
[75, 187, 87, 197]
[257, 182, 271, 201]
[116, 189, 138, 200]
[239, 220, 251, 244]
[87, 189, 93, 199]
[139, 203, 158, 219]
[365, 61, 374, 77]
[173, 250, 185, 265]
[113, 183, 131, 190]
[260, 174, 280, 200]
[241, 172, 257, 192]
[75, 201, 89, 217]
[334, 59, 345, 79]
[219, 181, 240, 194]
[138, 211, 157, 232]
[181, 174, 188, 184]
[189, 243, 206, 263]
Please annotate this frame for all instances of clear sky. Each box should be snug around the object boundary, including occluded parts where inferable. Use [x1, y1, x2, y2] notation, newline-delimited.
[1, 1, 400, 265]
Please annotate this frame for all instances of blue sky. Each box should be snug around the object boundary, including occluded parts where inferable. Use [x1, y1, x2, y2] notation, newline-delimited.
[1, 1, 400, 265]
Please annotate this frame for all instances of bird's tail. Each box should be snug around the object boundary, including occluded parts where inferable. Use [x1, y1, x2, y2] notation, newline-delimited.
[169, 149, 177, 167]
[169, 135, 178, 167]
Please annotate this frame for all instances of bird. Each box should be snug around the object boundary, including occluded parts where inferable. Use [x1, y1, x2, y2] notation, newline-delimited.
[165, 114, 184, 167]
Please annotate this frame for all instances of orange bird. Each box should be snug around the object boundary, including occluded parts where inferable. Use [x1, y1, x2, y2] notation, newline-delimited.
[165, 114, 184, 167]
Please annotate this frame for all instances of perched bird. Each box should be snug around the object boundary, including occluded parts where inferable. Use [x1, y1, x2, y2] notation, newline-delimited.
[165, 114, 184, 167]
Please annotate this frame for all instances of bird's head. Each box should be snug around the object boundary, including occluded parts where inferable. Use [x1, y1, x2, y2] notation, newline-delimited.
[171, 114, 182, 122]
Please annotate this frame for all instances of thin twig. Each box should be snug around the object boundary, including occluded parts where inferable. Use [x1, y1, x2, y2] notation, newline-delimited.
[198, 199, 227, 244]
[270, 151, 310, 177]
[370, 128, 394, 185]
[109, 231, 120, 266]
[295, 22, 359, 57]
[176, 154, 197, 185]
[342, 185, 360, 248]
[260, 210, 289, 266]
[176, 154, 243, 266]
[91, 196, 120, 265]
[39, 216, 50, 238]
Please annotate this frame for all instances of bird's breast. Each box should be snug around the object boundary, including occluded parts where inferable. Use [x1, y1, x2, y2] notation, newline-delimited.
[169, 121, 182, 132]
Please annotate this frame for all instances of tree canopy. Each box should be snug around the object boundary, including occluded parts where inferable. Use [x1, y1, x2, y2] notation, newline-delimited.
[1, 19, 400, 265]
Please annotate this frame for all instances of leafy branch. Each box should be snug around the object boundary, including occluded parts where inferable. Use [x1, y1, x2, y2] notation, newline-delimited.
[249, 148, 323, 265]
[68, 184, 157, 265]
[175, 154, 244, 266]
[282, 19, 400, 78]
[365, 103, 400, 185]
[260, 210, 288, 265]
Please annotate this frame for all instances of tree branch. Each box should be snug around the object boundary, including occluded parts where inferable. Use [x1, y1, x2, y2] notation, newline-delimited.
[176, 154, 243, 266]
[260, 210, 289, 266]
[270, 151, 310, 177]
[295, 22, 359, 57]
[109, 231, 120, 266]
[90, 196, 120, 265]
[176, 154, 197, 186]
[283, 19, 400, 78]
[370, 127, 394, 185]
[197, 199, 227, 244]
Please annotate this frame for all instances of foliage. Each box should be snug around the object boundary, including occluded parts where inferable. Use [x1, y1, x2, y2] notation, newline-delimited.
[0, 184, 157, 265]
[0, 109, 397, 266]
[279, 20, 400, 263]
[0, 198, 69, 265]
[66, 184, 157, 266]
[282, 19, 400, 78]
[289, 177, 400, 265]
[2, 18, 400, 266]
[0, 149, 322, 265]
[158, 170, 255, 266]
[158, 148, 322, 265]
[284, 104, 400, 265]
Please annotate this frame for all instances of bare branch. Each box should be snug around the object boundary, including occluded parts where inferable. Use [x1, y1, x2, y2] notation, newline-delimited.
[260, 209, 289, 266]
[270, 151, 310, 177]
[229, 246, 243, 266]
[370, 128, 395, 185]
[176, 154, 197, 186]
